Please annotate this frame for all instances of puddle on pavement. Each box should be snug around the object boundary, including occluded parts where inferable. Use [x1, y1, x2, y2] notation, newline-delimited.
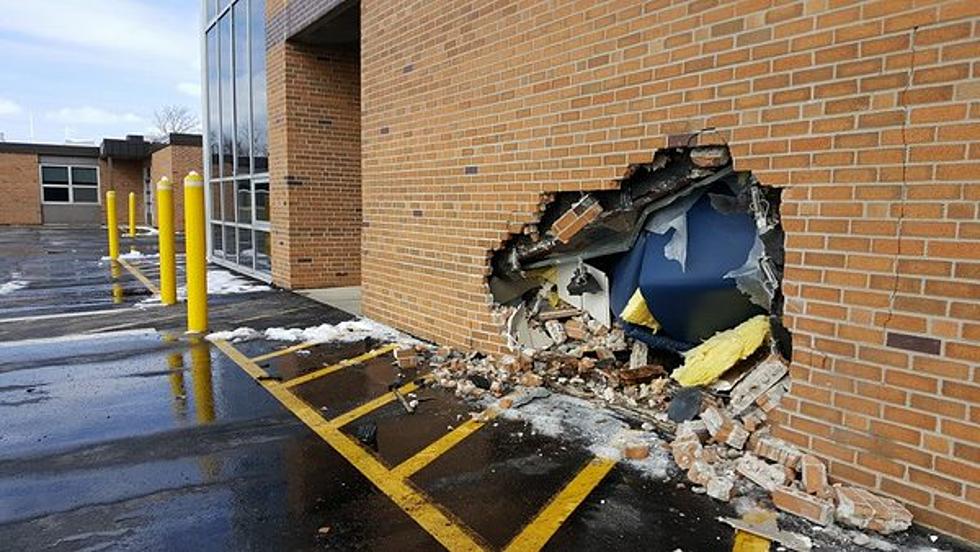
[410, 416, 593, 549]
[291, 355, 420, 420]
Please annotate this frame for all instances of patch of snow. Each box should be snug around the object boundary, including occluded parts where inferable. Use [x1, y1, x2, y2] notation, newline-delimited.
[206, 318, 410, 345]
[187, 269, 271, 295]
[498, 393, 672, 479]
[0, 280, 28, 295]
[101, 250, 158, 261]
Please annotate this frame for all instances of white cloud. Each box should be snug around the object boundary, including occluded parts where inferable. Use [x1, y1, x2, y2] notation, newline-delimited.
[46, 106, 144, 125]
[177, 82, 202, 98]
[0, 0, 200, 76]
[0, 98, 21, 116]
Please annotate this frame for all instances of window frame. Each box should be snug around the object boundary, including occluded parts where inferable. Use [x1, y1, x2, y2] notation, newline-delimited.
[39, 163, 101, 205]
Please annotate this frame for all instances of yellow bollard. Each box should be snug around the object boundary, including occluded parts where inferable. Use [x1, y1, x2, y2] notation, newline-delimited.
[128, 192, 136, 238]
[157, 177, 177, 305]
[184, 171, 208, 333]
[106, 191, 120, 260]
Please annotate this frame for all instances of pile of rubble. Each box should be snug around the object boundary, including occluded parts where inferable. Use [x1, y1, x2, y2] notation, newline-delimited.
[392, 307, 912, 540]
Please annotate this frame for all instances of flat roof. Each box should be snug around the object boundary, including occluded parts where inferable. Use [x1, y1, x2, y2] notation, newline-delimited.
[0, 133, 202, 160]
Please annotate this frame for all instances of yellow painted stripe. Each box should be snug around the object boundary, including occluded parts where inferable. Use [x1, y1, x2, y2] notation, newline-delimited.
[118, 258, 160, 295]
[251, 340, 323, 363]
[328, 381, 419, 428]
[392, 408, 499, 479]
[211, 339, 487, 551]
[283, 343, 399, 389]
[504, 457, 616, 552]
[732, 530, 771, 552]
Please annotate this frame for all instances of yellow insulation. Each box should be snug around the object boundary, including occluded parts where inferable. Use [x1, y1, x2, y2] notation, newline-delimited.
[620, 289, 661, 332]
[671, 315, 770, 387]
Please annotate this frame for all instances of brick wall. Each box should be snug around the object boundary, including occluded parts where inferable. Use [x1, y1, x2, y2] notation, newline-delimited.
[151, 144, 203, 232]
[100, 158, 145, 228]
[359, 0, 980, 541]
[267, 0, 362, 289]
[0, 152, 41, 225]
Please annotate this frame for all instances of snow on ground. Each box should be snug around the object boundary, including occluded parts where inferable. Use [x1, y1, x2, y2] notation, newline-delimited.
[497, 392, 672, 479]
[194, 269, 271, 295]
[0, 280, 28, 295]
[206, 318, 410, 345]
[100, 250, 159, 261]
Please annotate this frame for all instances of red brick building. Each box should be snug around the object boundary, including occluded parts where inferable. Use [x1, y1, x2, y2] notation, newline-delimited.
[203, 0, 979, 542]
[0, 134, 202, 229]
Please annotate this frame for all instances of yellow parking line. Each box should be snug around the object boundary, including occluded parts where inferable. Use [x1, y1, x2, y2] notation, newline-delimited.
[282, 344, 399, 389]
[504, 457, 617, 552]
[251, 340, 324, 363]
[117, 258, 160, 295]
[328, 381, 419, 428]
[211, 339, 487, 551]
[391, 408, 500, 479]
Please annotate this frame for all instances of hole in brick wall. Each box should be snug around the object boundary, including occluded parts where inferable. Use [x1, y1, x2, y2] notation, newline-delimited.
[489, 145, 791, 365]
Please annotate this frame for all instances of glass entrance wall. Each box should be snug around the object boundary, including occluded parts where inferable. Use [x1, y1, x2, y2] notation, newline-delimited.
[203, 0, 271, 279]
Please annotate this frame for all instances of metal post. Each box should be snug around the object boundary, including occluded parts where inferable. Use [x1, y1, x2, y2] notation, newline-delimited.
[106, 191, 119, 260]
[128, 192, 136, 238]
[184, 171, 208, 333]
[157, 177, 177, 305]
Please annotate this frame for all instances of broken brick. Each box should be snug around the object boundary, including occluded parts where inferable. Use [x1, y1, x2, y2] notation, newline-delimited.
[671, 432, 703, 470]
[736, 453, 792, 492]
[550, 195, 603, 243]
[706, 475, 735, 501]
[728, 354, 788, 414]
[690, 146, 731, 168]
[772, 486, 835, 526]
[755, 377, 788, 412]
[741, 408, 767, 433]
[619, 364, 665, 385]
[800, 454, 831, 497]
[751, 434, 803, 470]
[687, 459, 715, 486]
[836, 486, 913, 534]
[394, 347, 419, 369]
[701, 405, 749, 449]
[623, 442, 650, 460]
[563, 318, 589, 341]
[519, 372, 543, 387]
[544, 319, 567, 345]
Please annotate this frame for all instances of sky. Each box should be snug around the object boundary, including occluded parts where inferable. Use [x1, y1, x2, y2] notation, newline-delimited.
[0, 0, 203, 144]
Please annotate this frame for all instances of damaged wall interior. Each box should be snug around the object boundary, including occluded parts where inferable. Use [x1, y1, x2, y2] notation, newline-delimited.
[440, 145, 913, 538]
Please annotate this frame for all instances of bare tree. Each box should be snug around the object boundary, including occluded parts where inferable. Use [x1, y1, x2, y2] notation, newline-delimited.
[152, 105, 200, 139]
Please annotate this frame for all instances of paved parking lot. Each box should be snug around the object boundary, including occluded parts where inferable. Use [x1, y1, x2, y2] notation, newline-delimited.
[0, 227, 967, 551]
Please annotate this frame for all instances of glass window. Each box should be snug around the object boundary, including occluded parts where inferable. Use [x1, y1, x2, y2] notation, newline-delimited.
[43, 187, 69, 202]
[236, 180, 252, 222]
[211, 223, 224, 258]
[255, 230, 271, 272]
[209, 181, 221, 218]
[219, 13, 234, 178]
[207, 27, 220, 174]
[222, 181, 236, 224]
[223, 224, 238, 263]
[254, 180, 269, 222]
[73, 188, 99, 203]
[234, 0, 250, 176]
[250, 0, 268, 174]
[238, 227, 254, 270]
[71, 167, 97, 185]
[206, 0, 217, 23]
[42, 166, 69, 184]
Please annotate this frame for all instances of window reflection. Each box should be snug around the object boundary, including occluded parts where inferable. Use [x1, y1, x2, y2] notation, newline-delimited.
[250, 0, 268, 174]
[234, 0, 250, 175]
[205, 0, 268, 276]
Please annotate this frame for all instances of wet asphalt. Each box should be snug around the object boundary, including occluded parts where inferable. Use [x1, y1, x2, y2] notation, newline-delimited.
[0, 226, 971, 552]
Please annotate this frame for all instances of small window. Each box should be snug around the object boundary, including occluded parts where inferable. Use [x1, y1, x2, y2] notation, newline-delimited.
[73, 188, 99, 203]
[43, 187, 70, 202]
[41, 166, 69, 184]
[71, 167, 98, 185]
[41, 164, 99, 204]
